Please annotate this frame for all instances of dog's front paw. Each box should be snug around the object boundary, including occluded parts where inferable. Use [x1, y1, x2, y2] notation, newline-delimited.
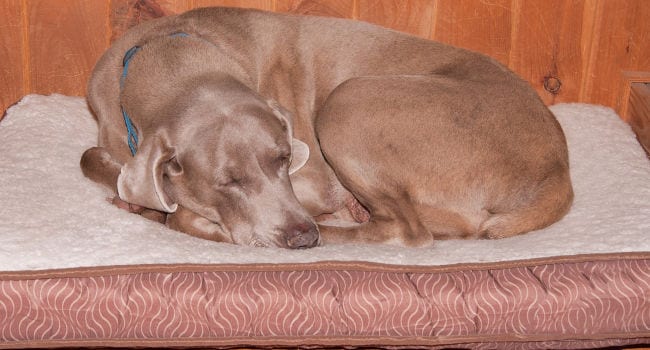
[108, 196, 144, 213]
[166, 206, 232, 243]
[108, 196, 167, 223]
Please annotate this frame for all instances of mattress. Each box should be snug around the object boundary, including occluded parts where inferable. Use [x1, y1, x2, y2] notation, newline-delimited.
[0, 94, 648, 348]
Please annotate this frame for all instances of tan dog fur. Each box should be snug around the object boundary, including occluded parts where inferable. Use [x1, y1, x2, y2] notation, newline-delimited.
[81, 7, 573, 248]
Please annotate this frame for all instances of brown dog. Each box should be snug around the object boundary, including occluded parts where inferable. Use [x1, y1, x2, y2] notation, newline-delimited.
[80, 7, 573, 248]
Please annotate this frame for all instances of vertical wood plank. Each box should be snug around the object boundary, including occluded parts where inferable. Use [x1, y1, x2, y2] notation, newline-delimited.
[194, 0, 274, 10]
[109, 0, 191, 43]
[508, 0, 586, 104]
[158, 0, 194, 12]
[275, 0, 355, 18]
[109, 0, 274, 43]
[583, 0, 650, 111]
[28, 0, 109, 97]
[433, 0, 512, 66]
[357, 0, 435, 38]
[5, 0, 649, 112]
[578, 0, 600, 105]
[0, 0, 25, 115]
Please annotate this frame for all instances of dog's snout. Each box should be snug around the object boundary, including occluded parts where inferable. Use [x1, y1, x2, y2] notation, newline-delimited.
[285, 222, 319, 249]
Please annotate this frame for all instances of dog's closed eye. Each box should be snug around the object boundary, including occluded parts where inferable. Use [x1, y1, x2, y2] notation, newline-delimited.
[220, 176, 245, 187]
[275, 154, 291, 169]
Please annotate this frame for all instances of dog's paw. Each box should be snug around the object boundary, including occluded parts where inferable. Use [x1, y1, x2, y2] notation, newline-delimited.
[107, 196, 167, 224]
[108, 196, 145, 214]
[346, 196, 370, 223]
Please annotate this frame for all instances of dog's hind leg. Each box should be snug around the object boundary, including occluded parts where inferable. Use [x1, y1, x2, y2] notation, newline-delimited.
[479, 166, 573, 239]
[315, 73, 573, 246]
[318, 209, 433, 247]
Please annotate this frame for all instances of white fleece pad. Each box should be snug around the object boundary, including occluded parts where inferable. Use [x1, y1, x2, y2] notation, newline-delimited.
[1, 95, 649, 271]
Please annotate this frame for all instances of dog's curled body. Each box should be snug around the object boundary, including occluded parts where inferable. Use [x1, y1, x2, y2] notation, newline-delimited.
[81, 7, 573, 248]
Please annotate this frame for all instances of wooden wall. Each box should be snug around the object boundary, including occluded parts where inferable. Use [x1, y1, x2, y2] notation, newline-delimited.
[2, 0, 650, 118]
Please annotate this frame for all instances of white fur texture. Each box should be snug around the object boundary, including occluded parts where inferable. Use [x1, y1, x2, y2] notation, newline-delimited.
[0, 95, 648, 271]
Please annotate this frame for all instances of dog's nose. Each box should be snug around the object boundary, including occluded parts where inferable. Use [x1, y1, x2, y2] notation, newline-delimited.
[285, 222, 319, 249]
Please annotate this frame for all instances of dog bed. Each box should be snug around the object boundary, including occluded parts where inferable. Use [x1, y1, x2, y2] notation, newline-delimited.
[0, 94, 648, 348]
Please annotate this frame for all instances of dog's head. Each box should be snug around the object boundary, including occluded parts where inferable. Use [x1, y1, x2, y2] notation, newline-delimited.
[116, 77, 318, 248]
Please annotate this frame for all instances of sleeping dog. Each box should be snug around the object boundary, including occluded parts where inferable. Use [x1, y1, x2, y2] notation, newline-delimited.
[80, 7, 573, 248]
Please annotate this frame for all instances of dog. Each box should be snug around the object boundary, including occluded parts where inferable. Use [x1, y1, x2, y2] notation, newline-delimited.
[80, 7, 573, 249]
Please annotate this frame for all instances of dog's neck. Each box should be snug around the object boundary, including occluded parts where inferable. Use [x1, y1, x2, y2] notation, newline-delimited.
[119, 33, 254, 155]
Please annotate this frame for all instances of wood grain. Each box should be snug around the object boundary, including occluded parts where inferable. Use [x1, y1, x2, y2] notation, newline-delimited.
[0, 0, 25, 115]
[27, 0, 108, 97]
[1, 0, 650, 113]
[508, 0, 586, 105]
[275, 0, 355, 18]
[194, 0, 274, 10]
[357, 0, 436, 38]
[583, 0, 650, 111]
[628, 82, 650, 155]
[109, 0, 184, 42]
[619, 71, 650, 121]
[433, 0, 513, 66]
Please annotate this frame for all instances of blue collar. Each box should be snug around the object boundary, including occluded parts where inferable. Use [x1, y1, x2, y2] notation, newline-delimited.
[120, 32, 190, 156]
[120, 45, 141, 156]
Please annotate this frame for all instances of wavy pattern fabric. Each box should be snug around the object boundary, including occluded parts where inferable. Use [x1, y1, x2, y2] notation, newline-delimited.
[1, 258, 648, 348]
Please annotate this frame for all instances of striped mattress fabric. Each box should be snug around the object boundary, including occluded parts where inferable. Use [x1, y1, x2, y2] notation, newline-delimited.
[1, 254, 648, 349]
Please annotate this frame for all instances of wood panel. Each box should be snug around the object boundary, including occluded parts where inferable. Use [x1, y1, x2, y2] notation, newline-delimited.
[109, 0, 189, 42]
[109, 0, 274, 43]
[108, 0, 193, 43]
[433, 0, 513, 66]
[357, 0, 435, 38]
[508, 0, 586, 105]
[628, 82, 650, 154]
[2, 0, 650, 116]
[619, 71, 650, 122]
[275, 0, 355, 18]
[194, 0, 274, 10]
[0, 0, 25, 116]
[584, 0, 650, 112]
[27, 0, 108, 97]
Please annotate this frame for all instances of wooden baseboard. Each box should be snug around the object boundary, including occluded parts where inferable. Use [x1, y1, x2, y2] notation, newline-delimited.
[628, 81, 650, 156]
[619, 71, 650, 121]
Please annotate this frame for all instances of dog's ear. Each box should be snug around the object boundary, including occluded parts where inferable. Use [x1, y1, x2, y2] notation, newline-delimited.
[289, 139, 309, 174]
[116, 131, 179, 213]
[266, 99, 310, 174]
[266, 99, 295, 132]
